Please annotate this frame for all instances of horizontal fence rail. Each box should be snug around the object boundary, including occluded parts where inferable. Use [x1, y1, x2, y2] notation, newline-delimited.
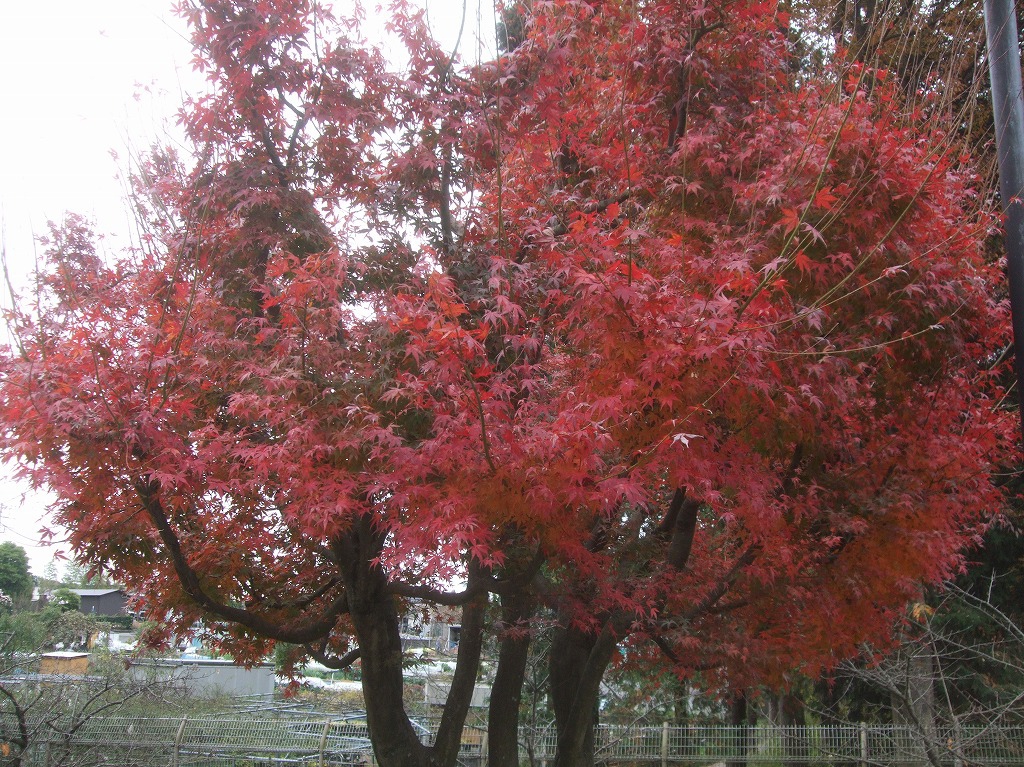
[1, 714, 1023, 766]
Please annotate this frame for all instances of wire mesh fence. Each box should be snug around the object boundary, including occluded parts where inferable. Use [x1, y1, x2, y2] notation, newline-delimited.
[2, 713, 1024, 766]
[601, 723, 1024, 765]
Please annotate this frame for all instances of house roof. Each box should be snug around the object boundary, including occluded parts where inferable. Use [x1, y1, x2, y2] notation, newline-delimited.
[69, 589, 125, 597]
[41, 651, 90, 659]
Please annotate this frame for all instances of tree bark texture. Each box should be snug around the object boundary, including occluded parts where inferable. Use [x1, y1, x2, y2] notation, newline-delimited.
[432, 592, 487, 767]
[488, 590, 535, 767]
[338, 518, 481, 767]
[549, 620, 619, 767]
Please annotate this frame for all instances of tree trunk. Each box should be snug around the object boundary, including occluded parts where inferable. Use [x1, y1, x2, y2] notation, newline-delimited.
[488, 589, 535, 767]
[779, 692, 806, 767]
[338, 519, 481, 767]
[549, 623, 595, 767]
[549, 620, 618, 767]
[726, 693, 749, 767]
[892, 649, 939, 767]
[349, 581, 432, 766]
[433, 590, 487, 767]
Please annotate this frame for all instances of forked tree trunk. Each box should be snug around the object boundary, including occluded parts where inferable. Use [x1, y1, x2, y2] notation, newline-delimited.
[339, 520, 484, 767]
[547, 493, 701, 766]
[549, 620, 619, 767]
[349, 578, 433, 766]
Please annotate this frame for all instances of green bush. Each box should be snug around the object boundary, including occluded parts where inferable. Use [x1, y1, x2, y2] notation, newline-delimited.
[98, 615, 133, 631]
[49, 588, 81, 612]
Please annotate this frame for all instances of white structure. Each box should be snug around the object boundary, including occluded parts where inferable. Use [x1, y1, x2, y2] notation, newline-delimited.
[400, 605, 463, 653]
[424, 678, 491, 708]
[129, 657, 275, 697]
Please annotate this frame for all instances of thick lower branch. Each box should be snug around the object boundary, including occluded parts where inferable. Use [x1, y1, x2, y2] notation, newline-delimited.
[135, 478, 347, 644]
[305, 644, 361, 670]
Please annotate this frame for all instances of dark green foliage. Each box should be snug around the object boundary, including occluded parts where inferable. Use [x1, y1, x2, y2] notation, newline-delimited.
[956, 527, 1024, 621]
[0, 610, 49, 654]
[0, 542, 33, 608]
[49, 587, 81, 613]
[98, 614, 133, 631]
[496, 2, 528, 54]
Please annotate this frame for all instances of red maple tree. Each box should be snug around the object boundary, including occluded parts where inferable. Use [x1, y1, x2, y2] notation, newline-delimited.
[0, 1, 1015, 766]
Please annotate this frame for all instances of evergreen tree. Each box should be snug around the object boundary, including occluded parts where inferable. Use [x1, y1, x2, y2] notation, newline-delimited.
[0, 543, 32, 609]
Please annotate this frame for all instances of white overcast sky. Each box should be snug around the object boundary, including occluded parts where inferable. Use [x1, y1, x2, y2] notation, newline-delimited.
[0, 0, 195, 576]
[0, 1, 488, 576]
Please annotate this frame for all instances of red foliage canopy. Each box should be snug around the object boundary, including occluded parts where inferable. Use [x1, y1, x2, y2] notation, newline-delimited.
[0, 0, 1015, 762]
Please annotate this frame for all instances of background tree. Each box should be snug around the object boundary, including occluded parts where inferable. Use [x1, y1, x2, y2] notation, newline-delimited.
[59, 561, 90, 588]
[0, 544, 32, 611]
[0, 623, 182, 767]
[47, 589, 81, 615]
[819, 585, 1024, 767]
[37, 562, 60, 594]
[786, 0, 1024, 171]
[476, 2, 1015, 762]
[60, 559, 116, 589]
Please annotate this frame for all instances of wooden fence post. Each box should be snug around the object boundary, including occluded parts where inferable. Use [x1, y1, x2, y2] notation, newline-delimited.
[860, 723, 868, 767]
[662, 721, 670, 767]
[319, 720, 332, 767]
[172, 716, 187, 767]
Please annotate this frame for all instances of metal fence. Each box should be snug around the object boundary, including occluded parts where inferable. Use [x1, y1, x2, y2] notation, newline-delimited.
[2, 715, 1024, 766]
[0, 714, 375, 766]
[553, 723, 1024, 765]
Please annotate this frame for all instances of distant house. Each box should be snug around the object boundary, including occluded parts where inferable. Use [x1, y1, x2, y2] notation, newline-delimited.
[69, 588, 128, 616]
[400, 604, 463, 653]
[425, 678, 491, 708]
[39, 651, 90, 676]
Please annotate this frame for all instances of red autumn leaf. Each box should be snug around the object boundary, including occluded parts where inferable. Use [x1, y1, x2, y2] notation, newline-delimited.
[814, 187, 839, 211]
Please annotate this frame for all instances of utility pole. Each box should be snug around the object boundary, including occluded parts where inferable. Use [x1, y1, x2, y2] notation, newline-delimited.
[985, 0, 1024, 440]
